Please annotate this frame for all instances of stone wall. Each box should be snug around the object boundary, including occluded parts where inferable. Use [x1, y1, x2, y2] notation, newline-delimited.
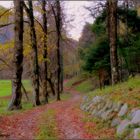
[80, 95, 140, 139]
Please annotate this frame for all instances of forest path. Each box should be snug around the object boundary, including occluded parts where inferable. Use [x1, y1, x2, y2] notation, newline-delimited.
[55, 88, 95, 139]
[0, 88, 95, 139]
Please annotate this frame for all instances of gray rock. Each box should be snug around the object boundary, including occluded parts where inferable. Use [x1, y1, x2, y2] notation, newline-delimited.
[92, 108, 102, 117]
[91, 96, 104, 105]
[85, 103, 93, 112]
[92, 107, 106, 118]
[111, 103, 117, 111]
[111, 118, 121, 127]
[133, 128, 140, 139]
[101, 110, 113, 121]
[114, 101, 123, 112]
[96, 109, 104, 117]
[101, 100, 114, 113]
[81, 102, 88, 110]
[131, 110, 140, 124]
[83, 101, 93, 111]
[91, 108, 97, 116]
[88, 105, 95, 112]
[97, 102, 105, 110]
[80, 104, 88, 111]
[96, 106, 108, 117]
[83, 96, 88, 102]
[118, 103, 128, 117]
[105, 100, 113, 109]
[117, 119, 131, 136]
[128, 108, 139, 120]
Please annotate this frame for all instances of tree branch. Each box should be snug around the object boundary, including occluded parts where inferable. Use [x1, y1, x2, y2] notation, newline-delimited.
[0, 58, 12, 68]
[0, 8, 12, 19]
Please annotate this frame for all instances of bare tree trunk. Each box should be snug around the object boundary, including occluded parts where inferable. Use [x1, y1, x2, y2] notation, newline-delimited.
[8, 0, 24, 110]
[51, 0, 62, 100]
[60, 48, 63, 93]
[42, 0, 48, 103]
[21, 83, 29, 101]
[48, 77, 55, 96]
[24, 1, 41, 106]
[107, 0, 119, 85]
[56, 0, 61, 100]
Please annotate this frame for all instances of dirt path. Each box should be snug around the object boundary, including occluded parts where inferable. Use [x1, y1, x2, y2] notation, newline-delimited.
[55, 89, 94, 139]
[0, 105, 47, 139]
[0, 89, 95, 139]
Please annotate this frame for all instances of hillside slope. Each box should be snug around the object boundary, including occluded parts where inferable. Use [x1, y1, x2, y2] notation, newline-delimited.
[71, 76, 140, 139]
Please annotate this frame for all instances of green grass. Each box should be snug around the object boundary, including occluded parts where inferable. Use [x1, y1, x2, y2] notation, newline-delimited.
[0, 95, 33, 114]
[87, 76, 140, 109]
[0, 79, 32, 115]
[75, 79, 93, 93]
[36, 109, 58, 139]
[65, 76, 82, 88]
[0, 99, 33, 115]
[65, 76, 96, 94]
[0, 82, 72, 116]
[67, 75, 140, 109]
[0, 80, 11, 97]
[0, 80, 32, 97]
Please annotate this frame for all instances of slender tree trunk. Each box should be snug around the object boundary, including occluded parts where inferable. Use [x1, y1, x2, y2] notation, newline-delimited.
[42, 0, 48, 103]
[51, 1, 62, 100]
[21, 83, 29, 101]
[56, 0, 61, 100]
[8, 0, 24, 110]
[60, 48, 63, 93]
[107, 0, 119, 85]
[28, 0, 40, 106]
[48, 77, 55, 96]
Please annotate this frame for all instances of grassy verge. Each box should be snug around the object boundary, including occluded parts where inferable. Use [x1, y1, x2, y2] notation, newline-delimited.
[0, 77, 72, 116]
[80, 76, 140, 139]
[0, 80, 32, 115]
[65, 76, 94, 94]
[75, 79, 93, 93]
[65, 76, 82, 88]
[82, 112, 115, 139]
[0, 90, 72, 116]
[0, 99, 33, 116]
[36, 109, 58, 139]
[87, 76, 140, 109]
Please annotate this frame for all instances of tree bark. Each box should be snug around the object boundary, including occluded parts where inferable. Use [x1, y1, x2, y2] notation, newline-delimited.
[60, 47, 63, 93]
[25, 0, 41, 106]
[21, 83, 29, 101]
[107, 0, 119, 85]
[56, 0, 61, 100]
[42, 0, 48, 103]
[8, 0, 24, 110]
[47, 77, 55, 96]
[51, 0, 62, 100]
